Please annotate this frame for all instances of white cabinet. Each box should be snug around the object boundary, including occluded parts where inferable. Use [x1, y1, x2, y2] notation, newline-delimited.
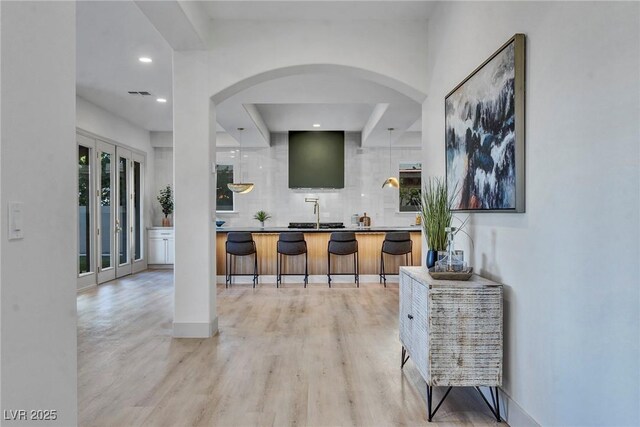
[148, 228, 174, 266]
[399, 267, 504, 421]
[166, 237, 175, 265]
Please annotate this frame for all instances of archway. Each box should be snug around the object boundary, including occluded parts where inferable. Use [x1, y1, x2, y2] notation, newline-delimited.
[211, 63, 427, 105]
[172, 55, 427, 338]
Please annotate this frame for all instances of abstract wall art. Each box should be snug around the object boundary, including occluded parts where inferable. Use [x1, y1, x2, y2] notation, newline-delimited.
[445, 34, 526, 212]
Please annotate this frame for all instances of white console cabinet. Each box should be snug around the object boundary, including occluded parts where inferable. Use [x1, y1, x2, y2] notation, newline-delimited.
[399, 266, 503, 422]
[148, 228, 174, 266]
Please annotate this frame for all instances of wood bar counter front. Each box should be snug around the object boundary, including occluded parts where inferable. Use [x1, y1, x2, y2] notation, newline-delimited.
[216, 227, 422, 280]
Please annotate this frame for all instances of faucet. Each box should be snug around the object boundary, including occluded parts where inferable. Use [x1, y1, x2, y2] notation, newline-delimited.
[305, 197, 320, 229]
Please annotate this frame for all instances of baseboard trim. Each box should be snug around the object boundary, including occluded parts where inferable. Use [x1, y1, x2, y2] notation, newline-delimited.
[173, 317, 218, 338]
[216, 274, 399, 285]
[477, 386, 540, 427]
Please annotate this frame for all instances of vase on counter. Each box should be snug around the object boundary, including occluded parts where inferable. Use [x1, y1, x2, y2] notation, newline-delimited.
[426, 249, 438, 268]
[162, 216, 171, 227]
[260, 221, 265, 228]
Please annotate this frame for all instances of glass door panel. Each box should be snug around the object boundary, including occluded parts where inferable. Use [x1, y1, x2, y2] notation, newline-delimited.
[77, 132, 97, 290]
[78, 145, 92, 275]
[101, 152, 112, 269]
[132, 152, 146, 273]
[97, 140, 116, 283]
[134, 160, 142, 261]
[116, 148, 132, 277]
[118, 156, 128, 265]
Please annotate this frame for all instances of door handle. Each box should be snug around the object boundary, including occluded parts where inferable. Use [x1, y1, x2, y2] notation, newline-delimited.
[115, 219, 121, 233]
[408, 314, 413, 320]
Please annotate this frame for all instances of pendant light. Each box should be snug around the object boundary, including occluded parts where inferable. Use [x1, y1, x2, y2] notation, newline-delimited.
[227, 127, 254, 194]
[382, 127, 399, 188]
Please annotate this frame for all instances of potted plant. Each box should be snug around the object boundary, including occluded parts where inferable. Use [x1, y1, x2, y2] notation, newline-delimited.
[157, 185, 174, 227]
[420, 178, 452, 268]
[253, 210, 271, 228]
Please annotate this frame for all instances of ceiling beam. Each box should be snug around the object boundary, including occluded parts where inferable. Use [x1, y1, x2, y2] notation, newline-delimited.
[243, 104, 271, 146]
[361, 103, 389, 145]
[135, 1, 209, 50]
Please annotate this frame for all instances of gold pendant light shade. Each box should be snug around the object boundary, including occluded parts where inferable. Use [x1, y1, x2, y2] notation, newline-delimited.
[227, 183, 254, 194]
[382, 177, 399, 189]
[227, 127, 254, 194]
[382, 127, 399, 189]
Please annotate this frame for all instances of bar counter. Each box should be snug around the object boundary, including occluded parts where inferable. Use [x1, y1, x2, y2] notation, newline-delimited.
[215, 225, 422, 279]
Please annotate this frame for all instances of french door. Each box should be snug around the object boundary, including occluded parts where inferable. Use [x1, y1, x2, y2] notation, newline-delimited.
[97, 141, 116, 283]
[116, 148, 132, 278]
[77, 135, 96, 289]
[77, 132, 146, 288]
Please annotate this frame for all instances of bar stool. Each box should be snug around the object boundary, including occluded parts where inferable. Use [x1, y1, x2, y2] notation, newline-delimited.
[225, 232, 258, 288]
[379, 231, 413, 287]
[276, 232, 308, 287]
[327, 231, 359, 287]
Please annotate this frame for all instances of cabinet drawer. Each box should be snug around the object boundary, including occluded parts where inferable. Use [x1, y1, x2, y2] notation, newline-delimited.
[149, 229, 174, 239]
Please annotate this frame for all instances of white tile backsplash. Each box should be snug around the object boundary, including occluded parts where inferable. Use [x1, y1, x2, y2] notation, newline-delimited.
[154, 132, 421, 227]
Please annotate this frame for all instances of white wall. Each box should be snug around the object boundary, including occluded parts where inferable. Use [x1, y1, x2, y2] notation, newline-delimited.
[422, 2, 640, 426]
[76, 96, 155, 252]
[207, 19, 429, 99]
[1, 2, 77, 425]
[172, 51, 217, 338]
[153, 133, 422, 227]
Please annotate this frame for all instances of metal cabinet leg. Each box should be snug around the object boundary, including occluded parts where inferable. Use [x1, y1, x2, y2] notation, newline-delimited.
[475, 386, 502, 422]
[401, 346, 409, 368]
[426, 386, 453, 422]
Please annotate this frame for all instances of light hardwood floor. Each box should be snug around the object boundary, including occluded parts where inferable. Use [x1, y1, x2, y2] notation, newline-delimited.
[78, 270, 503, 427]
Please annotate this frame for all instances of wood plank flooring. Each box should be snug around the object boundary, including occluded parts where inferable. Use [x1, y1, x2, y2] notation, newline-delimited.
[78, 270, 503, 427]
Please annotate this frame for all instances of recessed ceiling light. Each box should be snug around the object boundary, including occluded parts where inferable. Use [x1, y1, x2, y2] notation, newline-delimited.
[312, 123, 321, 128]
[139, 57, 152, 63]
[156, 98, 167, 103]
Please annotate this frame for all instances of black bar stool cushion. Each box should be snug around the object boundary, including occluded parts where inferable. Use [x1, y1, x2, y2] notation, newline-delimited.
[330, 231, 356, 242]
[226, 232, 256, 256]
[328, 232, 357, 255]
[227, 232, 253, 243]
[382, 232, 412, 255]
[385, 231, 411, 242]
[279, 232, 305, 242]
[277, 232, 307, 256]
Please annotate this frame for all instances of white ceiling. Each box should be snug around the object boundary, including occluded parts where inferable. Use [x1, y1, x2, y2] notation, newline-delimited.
[215, 73, 421, 146]
[203, 1, 434, 21]
[76, 1, 174, 131]
[255, 103, 375, 132]
[76, 1, 424, 145]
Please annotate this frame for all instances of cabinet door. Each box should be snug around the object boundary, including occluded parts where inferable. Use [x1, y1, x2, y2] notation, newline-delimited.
[411, 279, 429, 382]
[399, 272, 413, 351]
[148, 238, 165, 264]
[166, 238, 175, 265]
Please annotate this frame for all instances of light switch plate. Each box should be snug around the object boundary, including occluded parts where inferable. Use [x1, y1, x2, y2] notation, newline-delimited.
[8, 201, 24, 240]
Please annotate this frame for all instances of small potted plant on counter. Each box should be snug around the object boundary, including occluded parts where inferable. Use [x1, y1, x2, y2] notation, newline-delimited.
[253, 210, 272, 228]
[158, 185, 174, 227]
[420, 178, 451, 268]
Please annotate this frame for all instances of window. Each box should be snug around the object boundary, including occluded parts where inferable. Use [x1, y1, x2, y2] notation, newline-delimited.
[399, 162, 422, 212]
[216, 164, 234, 211]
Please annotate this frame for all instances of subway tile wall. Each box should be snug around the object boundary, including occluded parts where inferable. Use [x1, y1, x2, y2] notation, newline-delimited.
[153, 133, 421, 227]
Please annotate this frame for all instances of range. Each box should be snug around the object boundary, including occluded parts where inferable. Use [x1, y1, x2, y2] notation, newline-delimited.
[288, 222, 345, 229]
